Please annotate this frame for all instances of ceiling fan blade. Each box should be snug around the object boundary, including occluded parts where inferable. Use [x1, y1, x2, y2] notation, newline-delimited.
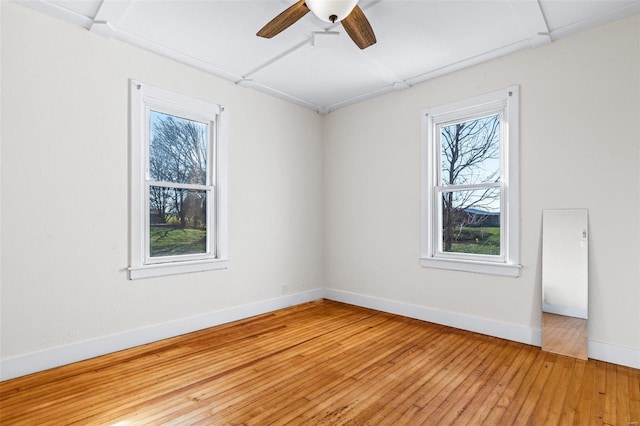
[257, 0, 310, 39]
[341, 5, 376, 49]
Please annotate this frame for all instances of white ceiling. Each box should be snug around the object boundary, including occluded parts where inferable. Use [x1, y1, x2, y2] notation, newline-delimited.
[16, 0, 640, 113]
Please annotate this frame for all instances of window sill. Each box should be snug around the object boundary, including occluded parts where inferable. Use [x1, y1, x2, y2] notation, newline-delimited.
[419, 257, 520, 277]
[129, 258, 229, 280]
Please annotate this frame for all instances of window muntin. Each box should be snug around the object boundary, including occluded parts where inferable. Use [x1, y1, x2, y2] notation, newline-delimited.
[129, 81, 228, 279]
[421, 86, 519, 277]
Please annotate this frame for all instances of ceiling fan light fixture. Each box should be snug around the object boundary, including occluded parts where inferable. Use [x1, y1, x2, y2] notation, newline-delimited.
[306, 0, 358, 23]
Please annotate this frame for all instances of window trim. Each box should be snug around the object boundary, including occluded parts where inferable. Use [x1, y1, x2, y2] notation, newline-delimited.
[129, 80, 228, 279]
[420, 86, 520, 277]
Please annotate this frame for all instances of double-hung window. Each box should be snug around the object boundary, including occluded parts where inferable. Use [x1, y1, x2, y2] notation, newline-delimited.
[129, 81, 228, 279]
[420, 86, 520, 276]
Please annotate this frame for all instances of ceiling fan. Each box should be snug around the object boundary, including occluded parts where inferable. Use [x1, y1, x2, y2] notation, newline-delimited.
[257, 0, 377, 49]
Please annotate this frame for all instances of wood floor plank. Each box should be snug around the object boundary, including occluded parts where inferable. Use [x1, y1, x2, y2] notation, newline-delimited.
[199, 315, 416, 424]
[287, 320, 440, 425]
[485, 349, 550, 425]
[222, 328, 415, 423]
[604, 361, 618, 425]
[558, 358, 586, 425]
[372, 331, 482, 424]
[575, 357, 596, 424]
[535, 354, 574, 424]
[479, 347, 542, 424]
[92, 306, 387, 424]
[1, 299, 638, 425]
[511, 352, 556, 423]
[591, 360, 608, 424]
[412, 337, 503, 424]
[430, 339, 519, 425]
[169, 313, 404, 424]
[616, 365, 631, 425]
[451, 342, 536, 424]
[349, 330, 467, 425]
[630, 369, 640, 426]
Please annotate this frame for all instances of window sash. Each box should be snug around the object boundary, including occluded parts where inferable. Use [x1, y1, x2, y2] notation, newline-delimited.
[143, 184, 216, 265]
[435, 111, 504, 188]
[434, 183, 505, 262]
[145, 107, 216, 187]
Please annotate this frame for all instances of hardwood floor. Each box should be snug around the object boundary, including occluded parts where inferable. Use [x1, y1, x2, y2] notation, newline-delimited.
[1, 299, 638, 425]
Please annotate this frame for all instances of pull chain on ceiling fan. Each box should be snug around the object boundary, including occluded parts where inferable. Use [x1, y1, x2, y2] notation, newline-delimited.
[257, 0, 377, 49]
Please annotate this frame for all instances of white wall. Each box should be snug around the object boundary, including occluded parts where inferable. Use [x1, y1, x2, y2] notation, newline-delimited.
[2, 2, 639, 377]
[0, 2, 324, 360]
[324, 15, 640, 353]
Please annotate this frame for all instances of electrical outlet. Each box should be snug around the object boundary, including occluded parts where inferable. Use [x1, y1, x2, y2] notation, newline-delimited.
[281, 284, 287, 294]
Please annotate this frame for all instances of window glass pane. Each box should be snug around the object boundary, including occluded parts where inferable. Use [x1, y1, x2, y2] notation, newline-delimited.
[149, 111, 208, 185]
[441, 187, 500, 255]
[440, 114, 500, 186]
[149, 186, 208, 257]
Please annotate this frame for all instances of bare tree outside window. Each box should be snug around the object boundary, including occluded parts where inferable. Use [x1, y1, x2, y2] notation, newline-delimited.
[440, 115, 501, 255]
[148, 111, 209, 257]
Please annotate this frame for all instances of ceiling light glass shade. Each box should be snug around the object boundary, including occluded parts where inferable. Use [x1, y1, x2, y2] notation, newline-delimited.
[306, 0, 358, 23]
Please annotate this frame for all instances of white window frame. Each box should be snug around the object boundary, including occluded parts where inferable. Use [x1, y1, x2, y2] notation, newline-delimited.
[420, 86, 520, 277]
[129, 80, 228, 279]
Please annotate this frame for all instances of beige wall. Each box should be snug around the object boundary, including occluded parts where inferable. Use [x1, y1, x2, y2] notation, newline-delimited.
[323, 14, 640, 351]
[0, 2, 324, 359]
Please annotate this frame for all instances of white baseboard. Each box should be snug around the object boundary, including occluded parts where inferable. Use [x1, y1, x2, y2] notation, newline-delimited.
[323, 288, 541, 346]
[589, 340, 640, 369]
[0, 289, 324, 381]
[2, 287, 637, 381]
[323, 288, 640, 370]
